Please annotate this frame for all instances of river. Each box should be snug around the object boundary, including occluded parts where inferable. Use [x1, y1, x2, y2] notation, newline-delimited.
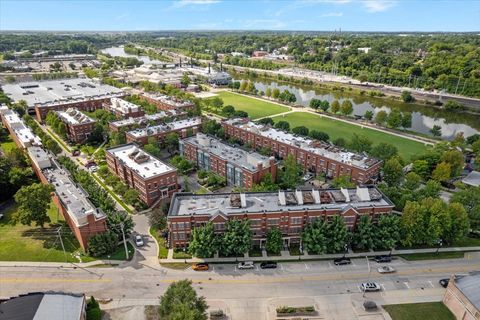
[232, 75, 480, 140]
[101, 46, 167, 65]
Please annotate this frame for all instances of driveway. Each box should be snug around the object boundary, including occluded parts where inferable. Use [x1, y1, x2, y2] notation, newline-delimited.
[130, 213, 159, 269]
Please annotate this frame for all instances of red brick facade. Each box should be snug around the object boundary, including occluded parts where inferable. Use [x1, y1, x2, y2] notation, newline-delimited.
[125, 122, 200, 146]
[139, 94, 194, 112]
[221, 121, 382, 183]
[64, 120, 96, 144]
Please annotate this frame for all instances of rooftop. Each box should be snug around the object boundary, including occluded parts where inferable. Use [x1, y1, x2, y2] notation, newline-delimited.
[57, 108, 95, 125]
[43, 158, 105, 227]
[106, 143, 176, 179]
[127, 117, 201, 138]
[27, 146, 52, 170]
[0, 291, 85, 320]
[462, 171, 480, 187]
[0, 105, 42, 148]
[109, 110, 183, 129]
[142, 92, 193, 108]
[454, 272, 480, 310]
[168, 186, 393, 217]
[224, 119, 380, 169]
[1, 78, 124, 108]
[182, 133, 274, 172]
[108, 97, 142, 114]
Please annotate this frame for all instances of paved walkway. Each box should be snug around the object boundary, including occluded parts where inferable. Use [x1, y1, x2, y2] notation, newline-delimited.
[160, 246, 480, 264]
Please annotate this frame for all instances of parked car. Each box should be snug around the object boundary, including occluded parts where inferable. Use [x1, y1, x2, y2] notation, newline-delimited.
[71, 150, 80, 156]
[85, 160, 96, 168]
[333, 257, 351, 265]
[439, 278, 450, 288]
[260, 261, 277, 269]
[302, 173, 314, 182]
[238, 261, 255, 270]
[134, 235, 144, 247]
[192, 263, 209, 271]
[377, 266, 396, 274]
[374, 255, 392, 263]
[361, 282, 381, 292]
[88, 165, 98, 173]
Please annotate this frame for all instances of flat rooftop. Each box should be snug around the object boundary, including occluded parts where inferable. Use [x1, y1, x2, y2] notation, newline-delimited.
[182, 133, 274, 172]
[224, 119, 380, 169]
[168, 186, 393, 217]
[454, 272, 480, 310]
[109, 110, 183, 128]
[107, 144, 175, 179]
[57, 108, 95, 125]
[142, 92, 193, 108]
[0, 105, 42, 147]
[43, 159, 105, 227]
[1, 78, 124, 107]
[108, 97, 142, 114]
[127, 117, 201, 138]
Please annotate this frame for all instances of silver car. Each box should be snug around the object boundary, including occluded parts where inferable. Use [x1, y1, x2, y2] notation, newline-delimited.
[377, 266, 396, 273]
[238, 261, 255, 270]
[361, 282, 381, 292]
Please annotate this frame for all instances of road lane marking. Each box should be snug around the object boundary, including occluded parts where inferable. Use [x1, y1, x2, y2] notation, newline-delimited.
[305, 264, 309, 270]
[380, 283, 386, 291]
[428, 281, 434, 288]
[328, 262, 333, 269]
[0, 278, 112, 283]
[404, 282, 410, 289]
[280, 264, 284, 271]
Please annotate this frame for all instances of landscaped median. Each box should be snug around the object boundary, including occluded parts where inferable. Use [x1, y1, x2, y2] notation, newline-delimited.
[45, 127, 72, 152]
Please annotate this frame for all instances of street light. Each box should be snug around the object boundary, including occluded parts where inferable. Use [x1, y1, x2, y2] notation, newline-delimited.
[342, 243, 348, 259]
[363, 256, 372, 298]
[436, 239, 443, 255]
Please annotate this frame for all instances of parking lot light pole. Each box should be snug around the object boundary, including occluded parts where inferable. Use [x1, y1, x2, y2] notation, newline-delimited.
[363, 256, 371, 298]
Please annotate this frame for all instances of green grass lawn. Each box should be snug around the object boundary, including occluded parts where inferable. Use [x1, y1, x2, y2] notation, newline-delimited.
[383, 302, 454, 320]
[0, 201, 94, 263]
[0, 140, 17, 154]
[210, 91, 290, 119]
[150, 226, 168, 259]
[101, 242, 134, 261]
[173, 249, 192, 259]
[399, 251, 465, 261]
[452, 236, 480, 247]
[271, 112, 428, 160]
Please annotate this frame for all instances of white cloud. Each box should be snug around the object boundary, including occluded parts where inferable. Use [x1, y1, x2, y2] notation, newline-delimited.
[173, 0, 220, 7]
[320, 12, 344, 17]
[362, 0, 397, 12]
[241, 19, 287, 29]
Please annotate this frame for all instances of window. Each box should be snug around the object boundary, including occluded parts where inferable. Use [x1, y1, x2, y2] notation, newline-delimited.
[213, 223, 225, 231]
[267, 218, 280, 225]
[308, 216, 321, 223]
[178, 232, 186, 240]
[290, 217, 302, 225]
[250, 219, 262, 227]
[344, 216, 356, 224]
[177, 222, 185, 230]
[289, 227, 302, 234]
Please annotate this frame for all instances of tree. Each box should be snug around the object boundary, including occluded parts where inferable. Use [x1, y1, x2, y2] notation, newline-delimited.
[309, 98, 322, 109]
[44, 138, 62, 154]
[159, 280, 207, 320]
[387, 109, 402, 129]
[86, 297, 102, 320]
[319, 100, 330, 112]
[404, 172, 422, 190]
[292, 126, 309, 136]
[265, 227, 283, 254]
[258, 117, 274, 126]
[181, 74, 190, 87]
[450, 187, 480, 230]
[123, 189, 140, 205]
[221, 219, 252, 256]
[272, 88, 280, 99]
[401, 112, 412, 128]
[330, 100, 340, 114]
[374, 214, 401, 251]
[412, 159, 430, 179]
[274, 120, 290, 131]
[364, 110, 374, 120]
[472, 140, 480, 154]
[239, 80, 247, 91]
[165, 132, 179, 153]
[301, 219, 327, 254]
[349, 133, 372, 153]
[144, 137, 161, 157]
[325, 216, 348, 253]
[440, 150, 464, 177]
[340, 100, 353, 116]
[281, 154, 301, 189]
[370, 143, 398, 162]
[265, 87, 272, 98]
[353, 215, 375, 250]
[332, 175, 355, 188]
[383, 157, 404, 186]
[107, 211, 135, 238]
[246, 81, 255, 93]
[309, 130, 329, 142]
[149, 207, 168, 230]
[209, 97, 224, 110]
[374, 110, 388, 125]
[432, 162, 451, 182]
[333, 137, 347, 148]
[188, 222, 218, 258]
[444, 202, 470, 244]
[202, 119, 222, 136]
[401, 91, 414, 103]
[87, 231, 119, 257]
[13, 183, 54, 228]
[222, 105, 235, 117]
[430, 125, 442, 137]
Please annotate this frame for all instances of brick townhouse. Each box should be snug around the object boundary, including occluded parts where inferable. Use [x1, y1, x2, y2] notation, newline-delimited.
[56, 108, 96, 143]
[0, 105, 42, 149]
[104, 97, 145, 119]
[222, 118, 382, 184]
[140, 93, 194, 112]
[108, 109, 187, 132]
[105, 144, 178, 207]
[167, 186, 394, 248]
[125, 117, 201, 146]
[180, 133, 277, 188]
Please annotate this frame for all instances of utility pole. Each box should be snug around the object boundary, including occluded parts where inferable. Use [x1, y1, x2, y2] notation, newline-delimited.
[454, 77, 461, 95]
[57, 226, 67, 263]
[120, 223, 129, 260]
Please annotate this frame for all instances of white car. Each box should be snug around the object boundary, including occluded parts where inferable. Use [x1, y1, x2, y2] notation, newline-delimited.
[88, 166, 98, 173]
[361, 282, 381, 292]
[135, 235, 144, 247]
[377, 266, 396, 274]
[237, 261, 255, 270]
[302, 173, 314, 181]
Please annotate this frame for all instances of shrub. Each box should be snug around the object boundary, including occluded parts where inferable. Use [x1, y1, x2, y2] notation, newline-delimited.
[87, 231, 118, 257]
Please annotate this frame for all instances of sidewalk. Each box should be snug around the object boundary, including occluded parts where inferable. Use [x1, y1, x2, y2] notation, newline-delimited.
[0, 259, 125, 269]
[160, 246, 480, 264]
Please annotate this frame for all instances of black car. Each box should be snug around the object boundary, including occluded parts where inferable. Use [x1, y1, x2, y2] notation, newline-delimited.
[439, 278, 450, 288]
[260, 261, 277, 269]
[374, 255, 392, 263]
[333, 257, 351, 265]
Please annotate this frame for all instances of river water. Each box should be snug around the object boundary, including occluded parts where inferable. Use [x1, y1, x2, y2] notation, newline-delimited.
[101, 46, 166, 65]
[232, 75, 480, 140]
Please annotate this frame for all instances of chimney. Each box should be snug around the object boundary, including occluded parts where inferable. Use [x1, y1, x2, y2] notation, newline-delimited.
[257, 161, 263, 171]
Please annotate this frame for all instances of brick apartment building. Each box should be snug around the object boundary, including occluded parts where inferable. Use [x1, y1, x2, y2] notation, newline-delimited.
[180, 133, 277, 188]
[104, 97, 145, 119]
[56, 108, 96, 144]
[222, 119, 382, 183]
[167, 186, 394, 248]
[140, 93, 194, 112]
[443, 273, 480, 320]
[27, 147, 107, 250]
[125, 117, 201, 146]
[106, 144, 178, 207]
[108, 109, 187, 132]
[0, 105, 42, 149]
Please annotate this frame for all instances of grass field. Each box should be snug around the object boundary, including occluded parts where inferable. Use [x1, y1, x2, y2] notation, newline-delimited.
[383, 302, 454, 320]
[0, 201, 94, 262]
[271, 112, 428, 160]
[399, 251, 465, 261]
[212, 91, 290, 119]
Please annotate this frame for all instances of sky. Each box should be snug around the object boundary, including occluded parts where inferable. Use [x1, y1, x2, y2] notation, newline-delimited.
[0, 0, 479, 32]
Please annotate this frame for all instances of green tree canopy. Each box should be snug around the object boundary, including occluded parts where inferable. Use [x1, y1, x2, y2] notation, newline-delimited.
[301, 219, 327, 254]
[188, 222, 218, 258]
[13, 183, 54, 228]
[159, 280, 208, 320]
